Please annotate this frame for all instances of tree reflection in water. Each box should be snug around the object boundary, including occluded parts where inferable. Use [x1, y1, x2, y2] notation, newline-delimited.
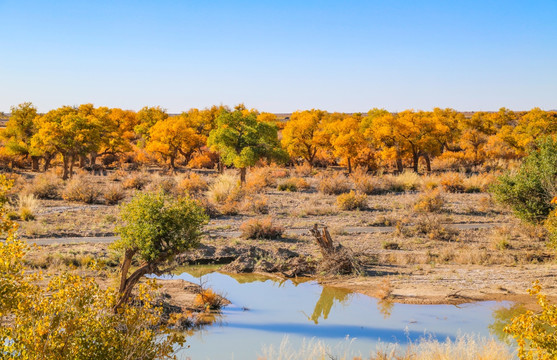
[309, 286, 353, 324]
[488, 303, 527, 343]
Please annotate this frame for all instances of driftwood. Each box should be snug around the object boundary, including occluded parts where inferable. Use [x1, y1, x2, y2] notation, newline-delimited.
[309, 224, 362, 275]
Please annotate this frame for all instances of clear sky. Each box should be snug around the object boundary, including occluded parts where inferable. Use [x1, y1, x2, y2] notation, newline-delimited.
[1, 0, 556, 113]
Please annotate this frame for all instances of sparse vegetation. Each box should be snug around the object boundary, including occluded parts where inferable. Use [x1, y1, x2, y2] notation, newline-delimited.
[240, 217, 284, 239]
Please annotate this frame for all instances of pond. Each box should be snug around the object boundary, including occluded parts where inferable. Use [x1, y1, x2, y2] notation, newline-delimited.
[163, 267, 517, 359]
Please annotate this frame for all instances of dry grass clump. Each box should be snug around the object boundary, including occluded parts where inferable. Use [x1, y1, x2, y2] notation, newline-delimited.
[277, 177, 310, 192]
[103, 184, 126, 205]
[262, 333, 512, 360]
[207, 174, 242, 204]
[462, 173, 496, 193]
[413, 215, 458, 241]
[336, 191, 367, 210]
[62, 175, 101, 204]
[122, 173, 150, 190]
[440, 172, 465, 193]
[240, 217, 284, 239]
[18, 193, 39, 221]
[207, 173, 243, 215]
[241, 195, 269, 214]
[146, 175, 176, 194]
[318, 173, 351, 195]
[389, 171, 421, 191]
[26, 172, 62, 199]
[108, 169, 127, 182]
[177, 173, 209, 195]
[293, 163, 313, 177]
[413, 189, 445, 213]
[245, 168, 274, 193]
[350, 167, 379, 195]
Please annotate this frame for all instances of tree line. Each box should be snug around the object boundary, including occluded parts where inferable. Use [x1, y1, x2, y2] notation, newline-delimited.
[1, 102, 556, 179]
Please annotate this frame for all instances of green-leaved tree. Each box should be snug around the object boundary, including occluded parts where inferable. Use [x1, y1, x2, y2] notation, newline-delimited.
[113, 191, 208, 310]
[207, 106, 287, 183]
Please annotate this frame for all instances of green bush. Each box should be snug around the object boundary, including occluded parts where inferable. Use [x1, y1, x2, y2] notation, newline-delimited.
[491, 137, 557, 223]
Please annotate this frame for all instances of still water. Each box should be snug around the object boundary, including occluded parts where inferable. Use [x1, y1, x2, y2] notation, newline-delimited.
[163, 268, 515, 359]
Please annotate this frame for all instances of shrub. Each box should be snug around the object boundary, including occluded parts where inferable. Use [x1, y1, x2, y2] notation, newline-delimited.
[392, 171, 421, 191]
[491, 138, 557, 223]
[440, 172, 465, 193]
[178, 173, 209, 195]
[277, 177, 309, 192]
[318, 173, 351, 195]
[241, 195, 269, 214]
[336, 191, 367, 210]
[245, 167, 276, 192]
[351, 168, 377, 195]
[293, 163, 313, 177]
[413, 215, 458, 242]
[6, 211, 20, 220]
[146, 175, 176, 194]
[20, 208, 35, 221]
[414, 189, 445, 213]
[122, 173, 150, 190]
[62, 175, 101, 204]
[26, 172, 61, 199]
[207, 174, 243, 205]
[463, 173, 495, 193]
[504, 281, 557, 359]
[103, 184, 125, 205]
[240, 217, 284, 239]
[193, 288, 223, 310]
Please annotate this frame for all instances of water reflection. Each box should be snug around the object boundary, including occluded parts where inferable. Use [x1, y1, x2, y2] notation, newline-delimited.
[308, 286, 353, 324]
[489, 303, 528, 343]
[166, 267, 515, 359]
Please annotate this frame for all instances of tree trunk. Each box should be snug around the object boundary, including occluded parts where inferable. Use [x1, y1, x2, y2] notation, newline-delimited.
[412, 152, 419, 173]
[423, 154, 431, 172]
[79, 154, 86, 168]
[62, 154, 70, 180]
[347, 157, 352, 174]
[43, 155, 52, 172]
[90, 152, 97, 166]
[396, 157, 403, 173]
[31, 156, 40, 172]
[114, 262, 155, 312]
[69, 155, 75, 178]
[170, 156, 176, 170]
[239, 167, 247, 184]
[217, 159, 224, 174]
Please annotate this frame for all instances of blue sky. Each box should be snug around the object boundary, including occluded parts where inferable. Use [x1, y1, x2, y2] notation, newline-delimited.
[1, 0, 556, 113]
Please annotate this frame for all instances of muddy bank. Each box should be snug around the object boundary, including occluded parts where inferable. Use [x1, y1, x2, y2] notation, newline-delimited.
[28, 241, 557, 307]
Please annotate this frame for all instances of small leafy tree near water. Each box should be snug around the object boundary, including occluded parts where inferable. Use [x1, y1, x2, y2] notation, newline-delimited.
[0, 175, 185, 359]
[113, 191, 208, 310]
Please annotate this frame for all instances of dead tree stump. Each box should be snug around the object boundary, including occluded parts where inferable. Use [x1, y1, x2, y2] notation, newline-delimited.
[309, 224, 362, 275]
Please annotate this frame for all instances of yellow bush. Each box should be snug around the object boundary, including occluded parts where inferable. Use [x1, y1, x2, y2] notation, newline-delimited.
[414, 189, 445, 213]
[240, 217, 284, 239]
[440, 172, 465, 193]
[178, 173, 209, 195]
[193, 288, 223, 310]
[505, 281, 557, 359]
[336, 191, 367, 210]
